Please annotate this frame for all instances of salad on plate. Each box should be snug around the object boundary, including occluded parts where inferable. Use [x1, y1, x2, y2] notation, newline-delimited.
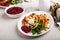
[21, 13, 49, 35]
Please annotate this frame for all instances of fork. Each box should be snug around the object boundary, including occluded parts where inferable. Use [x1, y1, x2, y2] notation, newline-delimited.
[53, 16, 60, 30]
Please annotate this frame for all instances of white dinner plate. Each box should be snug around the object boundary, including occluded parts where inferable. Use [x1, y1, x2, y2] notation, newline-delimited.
[17, 11, 54, 36]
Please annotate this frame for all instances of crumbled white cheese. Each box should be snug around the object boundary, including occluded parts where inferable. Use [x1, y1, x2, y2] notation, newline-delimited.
[28, 18, 34, 24]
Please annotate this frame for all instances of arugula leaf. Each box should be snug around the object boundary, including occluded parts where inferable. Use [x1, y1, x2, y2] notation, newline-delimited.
[15, 1, 19, 4]
[29, 22, 47, 35]
[35, 28, 41, 34]
[9, 0, 22, 5]
[38, 23, 46, 28]
[31, 29, 36, 35]
[31, 28, 41, 35]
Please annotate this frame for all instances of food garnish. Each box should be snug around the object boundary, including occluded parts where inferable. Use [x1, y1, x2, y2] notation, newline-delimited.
[8, 0, 22, 5]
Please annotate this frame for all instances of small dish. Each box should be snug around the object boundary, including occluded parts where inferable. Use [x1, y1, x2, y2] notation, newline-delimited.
[5, 5, 24, 18]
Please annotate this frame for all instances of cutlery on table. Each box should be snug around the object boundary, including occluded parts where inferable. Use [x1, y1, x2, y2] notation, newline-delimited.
[53, 16, 60, 30]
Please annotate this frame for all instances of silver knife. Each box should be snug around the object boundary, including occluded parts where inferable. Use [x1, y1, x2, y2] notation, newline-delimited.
[53, 16, 60, 30]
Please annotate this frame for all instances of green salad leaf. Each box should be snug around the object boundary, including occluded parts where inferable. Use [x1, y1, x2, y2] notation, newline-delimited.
[9, 0, 22, 5]
[30, 22, 47, 35]
[38, 23, 47, 29]
[31, 28, 41, 35]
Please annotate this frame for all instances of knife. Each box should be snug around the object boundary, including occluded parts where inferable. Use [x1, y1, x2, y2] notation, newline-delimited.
[53, 16, 60, 30]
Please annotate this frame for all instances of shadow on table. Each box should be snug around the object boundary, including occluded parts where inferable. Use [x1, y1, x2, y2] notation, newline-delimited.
[0, 7, 5, 9]
[2, 14, 11, 19]
[16, 25, 48, 39]
[2, 13, 20, 20]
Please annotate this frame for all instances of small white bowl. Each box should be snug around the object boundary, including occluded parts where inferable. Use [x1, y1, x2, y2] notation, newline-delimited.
[5, 5, 24, 18]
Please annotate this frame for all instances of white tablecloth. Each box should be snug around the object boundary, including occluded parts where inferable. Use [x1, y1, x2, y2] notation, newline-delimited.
[0, 0, 60, 40]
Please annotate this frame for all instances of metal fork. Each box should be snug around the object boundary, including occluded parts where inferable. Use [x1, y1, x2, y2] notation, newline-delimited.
[53, 16, 60, 30]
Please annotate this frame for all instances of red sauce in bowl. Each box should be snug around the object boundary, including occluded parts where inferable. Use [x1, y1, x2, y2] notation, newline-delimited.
[0, 3, 9, 6]
[7, 7, 23, 14]
[21, 26, 30, 33]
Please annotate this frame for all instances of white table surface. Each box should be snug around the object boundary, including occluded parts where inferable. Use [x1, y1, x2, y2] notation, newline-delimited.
[0, 0, 60, 40]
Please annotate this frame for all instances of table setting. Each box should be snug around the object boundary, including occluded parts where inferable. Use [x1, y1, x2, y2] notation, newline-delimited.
[0, 0, 60, 40]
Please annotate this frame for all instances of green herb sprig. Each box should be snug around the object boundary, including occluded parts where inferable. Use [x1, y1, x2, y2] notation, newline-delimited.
[30, 22, 47, 35]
